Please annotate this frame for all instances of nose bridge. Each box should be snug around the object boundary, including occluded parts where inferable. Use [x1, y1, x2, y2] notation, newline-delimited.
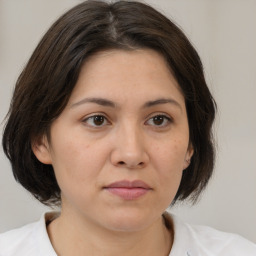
[111, 118, 148, 168]
[118, 119, 143, 157]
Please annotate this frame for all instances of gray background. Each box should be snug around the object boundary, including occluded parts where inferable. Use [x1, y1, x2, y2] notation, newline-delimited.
[0, 0, 255, 243]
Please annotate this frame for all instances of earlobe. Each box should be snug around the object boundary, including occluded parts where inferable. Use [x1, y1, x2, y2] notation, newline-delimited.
[183, 144, 194, 170]
[31, 135, 52, 164]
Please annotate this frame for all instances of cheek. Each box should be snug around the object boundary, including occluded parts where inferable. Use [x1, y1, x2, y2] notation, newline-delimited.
[151, 138, 188, 181]
[156, 137, 187, 164]
[50, 141, 104, 207]
[50, 134, 107, 189]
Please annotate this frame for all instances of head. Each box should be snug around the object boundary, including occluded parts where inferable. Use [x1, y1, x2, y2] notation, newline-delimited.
[2, 0, 216, 207]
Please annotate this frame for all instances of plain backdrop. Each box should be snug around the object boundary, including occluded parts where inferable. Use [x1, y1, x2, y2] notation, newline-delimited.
[0, 0, 255, 243]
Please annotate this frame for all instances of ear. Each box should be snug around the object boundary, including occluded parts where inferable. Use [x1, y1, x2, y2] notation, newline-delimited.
[183, 143, 194, 170]
[31, 135, 52, 164]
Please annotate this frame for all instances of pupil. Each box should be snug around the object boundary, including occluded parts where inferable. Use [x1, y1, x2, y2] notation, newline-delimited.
[94, 116, 104, 125]
[153, 116, 164, 125]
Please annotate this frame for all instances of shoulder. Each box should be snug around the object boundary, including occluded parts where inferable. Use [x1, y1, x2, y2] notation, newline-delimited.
[0, 212, 58, 256]
[166, 213, 256, 256]
[0, 221, 39, 255]
[186, 222, 256, 255]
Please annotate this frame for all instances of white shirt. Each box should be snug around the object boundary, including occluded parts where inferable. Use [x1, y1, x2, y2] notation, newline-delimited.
[0, 212, 255, 256]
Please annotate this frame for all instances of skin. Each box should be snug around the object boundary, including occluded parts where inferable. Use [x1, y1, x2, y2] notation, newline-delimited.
[33, 49, 193, 256]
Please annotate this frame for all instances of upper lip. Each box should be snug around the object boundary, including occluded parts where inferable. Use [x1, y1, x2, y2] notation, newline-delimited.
[104, 180, 151, 189]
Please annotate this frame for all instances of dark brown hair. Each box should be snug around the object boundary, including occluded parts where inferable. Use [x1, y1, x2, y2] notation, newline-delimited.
[2, 0, 216, 206]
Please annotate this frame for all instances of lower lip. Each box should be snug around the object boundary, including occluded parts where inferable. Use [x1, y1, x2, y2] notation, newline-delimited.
[105, 187, 150, 200]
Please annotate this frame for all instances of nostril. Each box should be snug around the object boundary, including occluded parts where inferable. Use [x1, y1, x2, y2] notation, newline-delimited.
[117, 161, 144, 168]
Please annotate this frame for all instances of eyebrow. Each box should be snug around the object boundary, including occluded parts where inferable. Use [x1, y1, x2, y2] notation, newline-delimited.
[70, 97, 182, 110]
[70, 97, 116, 108]
[142, 98, 182, 111]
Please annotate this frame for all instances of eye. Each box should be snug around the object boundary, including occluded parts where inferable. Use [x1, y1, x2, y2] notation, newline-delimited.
[146, 114, 172, 127]
[82, 115, 109, 127]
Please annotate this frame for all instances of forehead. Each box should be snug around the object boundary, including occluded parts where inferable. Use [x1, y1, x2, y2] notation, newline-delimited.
[68, 49, 185, 107]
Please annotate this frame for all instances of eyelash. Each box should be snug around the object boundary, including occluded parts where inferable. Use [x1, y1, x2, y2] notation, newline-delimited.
[145, 114, 173, 128]
[82, 113, 173, 128]
[82, 114, 110, 128]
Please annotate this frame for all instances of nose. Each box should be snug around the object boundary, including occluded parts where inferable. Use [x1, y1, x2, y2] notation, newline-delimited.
[110, 124, 149, 169]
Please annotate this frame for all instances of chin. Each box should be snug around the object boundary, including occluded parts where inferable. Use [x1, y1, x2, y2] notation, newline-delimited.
[101, 209, 159, 233]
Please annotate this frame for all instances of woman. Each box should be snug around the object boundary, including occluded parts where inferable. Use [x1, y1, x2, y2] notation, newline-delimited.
[1, 1, 255, 255]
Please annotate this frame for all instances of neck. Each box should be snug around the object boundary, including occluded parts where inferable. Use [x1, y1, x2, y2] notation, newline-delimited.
[47, 209, 173, 256]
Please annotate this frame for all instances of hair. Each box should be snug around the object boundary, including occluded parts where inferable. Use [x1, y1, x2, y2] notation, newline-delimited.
[2, 0, 216, 206]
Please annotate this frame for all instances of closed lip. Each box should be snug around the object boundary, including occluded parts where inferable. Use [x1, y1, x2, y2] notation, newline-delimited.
[104, 180, 152, 189]
[103, 180, 152, 200]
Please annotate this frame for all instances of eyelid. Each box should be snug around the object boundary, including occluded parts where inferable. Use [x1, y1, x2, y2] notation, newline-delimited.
[145, 113, 173, 127]
[81, 112, 173, 128]
[81, 113, 111, 127]
[146, 112, 173, 121]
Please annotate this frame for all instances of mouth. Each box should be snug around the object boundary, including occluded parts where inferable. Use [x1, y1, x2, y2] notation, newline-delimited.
[103, 180, 152, 200]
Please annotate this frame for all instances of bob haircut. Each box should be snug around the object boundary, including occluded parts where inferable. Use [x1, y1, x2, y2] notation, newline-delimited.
[2, 0, 216, 206]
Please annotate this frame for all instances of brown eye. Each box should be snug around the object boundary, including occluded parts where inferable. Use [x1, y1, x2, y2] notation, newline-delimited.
[153, 116, 165, 125]
[83, 115, 108, 127]
[146, 114, 172, 127]
[93, 115, 105, 126]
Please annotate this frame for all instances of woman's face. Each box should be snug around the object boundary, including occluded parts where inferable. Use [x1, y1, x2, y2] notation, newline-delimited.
[34, 49, 193, 232]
